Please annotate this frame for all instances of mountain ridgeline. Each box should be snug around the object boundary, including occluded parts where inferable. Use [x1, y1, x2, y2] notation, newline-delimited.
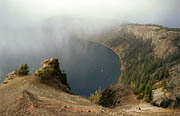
[98, 24, 180, 109]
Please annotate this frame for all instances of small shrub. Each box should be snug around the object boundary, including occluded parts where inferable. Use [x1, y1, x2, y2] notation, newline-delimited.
[35, 68, 55, 82]
[90, 89, 102, 104]
[153, 28, 161, 32]
[137, 94, 144, 100]
[144, 82, 152, 102]
[14, 64, 29, 76]
[162, 80, 168, 89]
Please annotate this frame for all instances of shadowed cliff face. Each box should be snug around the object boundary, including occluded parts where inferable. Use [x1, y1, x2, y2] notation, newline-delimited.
[0, 38, 121, 96]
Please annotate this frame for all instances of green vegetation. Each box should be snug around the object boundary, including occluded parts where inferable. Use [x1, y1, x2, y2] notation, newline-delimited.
[173, 36, 180, 49]
[105, 34, 173, 102]
[35, 67, 67, 84]
[99, 25, 180, 106]
[164, 27, 180, 32]
[129, 23, 162, 27]
[152, 25, 180, 32]
[153, 28, 161, 32]
[125, 23, 180, 32]
[129, 23, 180, 32]
[90, 89, 102, 104]
[144, 24, 163, 27]
[14, 64, 29, 76]
[35, 68, 56, 81]
[120, 39, 171, 101]
[164, 36, 180, 63]
[104, 31, 180, 101]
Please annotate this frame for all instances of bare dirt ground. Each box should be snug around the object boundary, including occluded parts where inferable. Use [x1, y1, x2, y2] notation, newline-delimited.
[0, 75, 180, 116]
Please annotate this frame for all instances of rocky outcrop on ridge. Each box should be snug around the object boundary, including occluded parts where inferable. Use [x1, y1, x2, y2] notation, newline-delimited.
[34, 58, 71, 93]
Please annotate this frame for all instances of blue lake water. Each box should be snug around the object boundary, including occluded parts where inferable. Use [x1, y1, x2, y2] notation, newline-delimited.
[0, 39, 121, 96]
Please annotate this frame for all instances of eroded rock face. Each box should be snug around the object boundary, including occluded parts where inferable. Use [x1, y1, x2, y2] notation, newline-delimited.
[124, 24, 180, 58]
[153, 62, 180, 109]
[152, 87, 180, 109]
[35, 58, 71, 93]
[152, 88, 169, 108]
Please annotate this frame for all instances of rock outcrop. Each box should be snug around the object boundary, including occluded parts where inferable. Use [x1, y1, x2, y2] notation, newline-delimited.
[100, 84, 131, 108]
[4, 64, 29, 84]
[3, 71, 17, 84]
[34, 58, 71, 93]
[152, 61, 180, 109]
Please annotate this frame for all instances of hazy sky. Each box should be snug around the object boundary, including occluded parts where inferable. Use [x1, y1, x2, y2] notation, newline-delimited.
[0, 0, 180, 28]
[0, 0, 179, 53]
[0, 0, 180, 81]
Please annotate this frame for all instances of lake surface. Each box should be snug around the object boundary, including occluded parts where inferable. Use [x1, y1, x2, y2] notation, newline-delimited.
[0, 39, 121, 96]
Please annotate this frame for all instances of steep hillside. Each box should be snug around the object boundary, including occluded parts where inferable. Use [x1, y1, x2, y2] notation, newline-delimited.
[0, 58, 106, 116]
[0, 75, 106, 116]
[99, 24, 180, 109]
[1, 58, 180, 116]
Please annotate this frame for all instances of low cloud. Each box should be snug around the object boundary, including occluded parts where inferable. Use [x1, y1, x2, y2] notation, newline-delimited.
[0, 0, 179, 81]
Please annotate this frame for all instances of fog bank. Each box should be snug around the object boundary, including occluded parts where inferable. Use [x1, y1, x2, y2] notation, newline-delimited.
[0, 0, 180, 81]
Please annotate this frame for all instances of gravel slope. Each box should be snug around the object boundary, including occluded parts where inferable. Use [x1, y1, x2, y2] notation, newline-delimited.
[0, 75, 180, 116]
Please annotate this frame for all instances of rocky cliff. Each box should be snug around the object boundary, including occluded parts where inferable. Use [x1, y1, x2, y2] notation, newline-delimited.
[99, 24, 180, 109]
[124, 24, 180, 58]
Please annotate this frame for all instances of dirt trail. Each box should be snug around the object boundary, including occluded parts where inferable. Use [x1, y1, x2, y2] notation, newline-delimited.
[0, 75, 180, 116]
